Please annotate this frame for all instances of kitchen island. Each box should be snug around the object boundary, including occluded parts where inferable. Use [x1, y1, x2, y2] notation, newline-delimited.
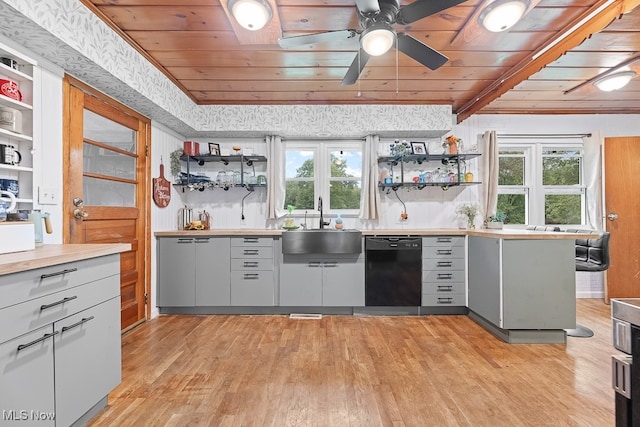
[0, 244, 130, 427]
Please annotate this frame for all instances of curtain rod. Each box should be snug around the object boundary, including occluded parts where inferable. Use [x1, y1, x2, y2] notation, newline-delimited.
[497, 133, 591, 139]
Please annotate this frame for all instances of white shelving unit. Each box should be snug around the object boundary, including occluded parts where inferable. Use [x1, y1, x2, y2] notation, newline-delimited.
[0, 42, 35, 208]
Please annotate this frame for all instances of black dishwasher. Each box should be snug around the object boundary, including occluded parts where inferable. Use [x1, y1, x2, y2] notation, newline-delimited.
[365, 237, 422, 306]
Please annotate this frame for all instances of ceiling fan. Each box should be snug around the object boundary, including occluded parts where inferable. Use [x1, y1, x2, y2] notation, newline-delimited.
[278, 0, 468, 86]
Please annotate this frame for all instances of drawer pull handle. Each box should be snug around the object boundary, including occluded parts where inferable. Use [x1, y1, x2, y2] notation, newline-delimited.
[243, 273, 259, 280]
[40, 268, 78, 279]
[244, 261, 259, 267]
[40, 296, 77, 311]
[437, 285, 453, 292]
[244, 249, 259, 255]
[436, 237, 452, 243]
[437, 273, 453, 280]
[436, 250, 452, 255]
[61, 316, 95, 333]
[17, 331, 59, 352]
[437, 297, 453, 304]
[436, 261, 452, 267]
[323, 262, 337, 268]
[308, 262, 322, 267]
[244, 238, 259, 243]
[177, 238, 193, 243]
[195, 238, 210, 243]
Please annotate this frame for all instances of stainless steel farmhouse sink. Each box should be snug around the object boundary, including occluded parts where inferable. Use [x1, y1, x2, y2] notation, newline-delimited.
[282, 229, 362, 254]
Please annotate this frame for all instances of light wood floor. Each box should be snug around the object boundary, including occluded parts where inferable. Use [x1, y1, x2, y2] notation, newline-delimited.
[88, 300, 615, 426]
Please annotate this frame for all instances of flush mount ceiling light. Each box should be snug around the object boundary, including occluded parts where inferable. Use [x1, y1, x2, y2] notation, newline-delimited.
[228, 0, 272, 31]
[479, 0, 530, 32]
[360, 23, 395, 57]
[593, 71, 637, 92]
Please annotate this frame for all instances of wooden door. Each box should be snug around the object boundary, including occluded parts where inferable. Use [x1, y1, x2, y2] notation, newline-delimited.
[63, 76, 150, 331]
[603, 136, 640, 300]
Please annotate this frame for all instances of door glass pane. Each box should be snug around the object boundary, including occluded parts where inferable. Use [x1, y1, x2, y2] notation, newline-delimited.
[83, 176, 135, 207]
[83, 109, 136, 206]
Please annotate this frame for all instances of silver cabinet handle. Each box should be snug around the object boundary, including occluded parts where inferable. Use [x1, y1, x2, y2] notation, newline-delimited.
[436, 249, 452, 255]
[437, 273, 453, 280]
[61, 316, 94, 333]
[40, 296, 77, 311]
[243, 273, 259, 280]
[17, 331, 59, 351]
[436, 261, 452, 268]
[40, 268, 77, 279]
[244, 249, 259, 255]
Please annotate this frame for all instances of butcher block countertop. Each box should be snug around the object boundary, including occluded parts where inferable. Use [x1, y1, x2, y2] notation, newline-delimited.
[0, 243, 131, 276]
[154, 228, 596, 240]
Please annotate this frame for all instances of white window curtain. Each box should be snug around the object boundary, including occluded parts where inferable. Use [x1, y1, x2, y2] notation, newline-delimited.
[359, 134, 381, 220]
[266, 135, 285, 220]
[481, 130, 499, 219]
[583, 131, 603, 230]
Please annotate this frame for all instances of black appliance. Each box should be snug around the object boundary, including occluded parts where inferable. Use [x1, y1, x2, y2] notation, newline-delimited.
[365, 236, 422, 306]
[611, 299, 640, 426]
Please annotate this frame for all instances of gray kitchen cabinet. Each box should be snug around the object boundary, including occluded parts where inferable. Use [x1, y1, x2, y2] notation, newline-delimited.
[157, 236, 231, 307]
[54, 296, 121, 427]
[0, 325, 55, 426]
[0, 253, 122, 427]
[230, 237, 275, 306]
[468, 236, 576, 337]
[422, 236, 466, 307]
[280, 254, 364, 306]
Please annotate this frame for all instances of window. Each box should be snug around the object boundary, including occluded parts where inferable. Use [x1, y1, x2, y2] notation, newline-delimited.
[497, 141, 584, 226]
[284, 141, 363, 214]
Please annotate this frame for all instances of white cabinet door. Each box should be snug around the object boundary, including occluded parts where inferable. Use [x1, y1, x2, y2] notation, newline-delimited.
[322, 256, 364, 306]
[54, 297, 121, 427]
[157, 237, 196, 306]
[195, 237, 230, 306]
[280, 258, 322, 306]
[0, 325, 55, 427]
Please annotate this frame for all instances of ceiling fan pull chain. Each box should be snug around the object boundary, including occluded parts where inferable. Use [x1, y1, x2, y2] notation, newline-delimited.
[357, 50, 362, 97]
[396, 43, 399, 95]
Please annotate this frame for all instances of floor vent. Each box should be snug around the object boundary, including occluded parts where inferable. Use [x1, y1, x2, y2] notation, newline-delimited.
[289, 313, 322, 320]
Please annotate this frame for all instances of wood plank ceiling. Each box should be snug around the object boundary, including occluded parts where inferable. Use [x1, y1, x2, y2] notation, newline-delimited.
[82, 0, 640, 123]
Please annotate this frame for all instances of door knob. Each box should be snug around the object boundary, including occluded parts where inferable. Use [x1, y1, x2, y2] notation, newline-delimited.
[73, 197, 84, 207]
[607, 213, 619, 221]
[73, 208, 88, 219]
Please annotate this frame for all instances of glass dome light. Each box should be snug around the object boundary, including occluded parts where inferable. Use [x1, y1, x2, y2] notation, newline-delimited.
[228, 0, 272, 31]
[593, 71, 636, 92]
[479, 0, 529, 32]
[361, 23, 395, 57]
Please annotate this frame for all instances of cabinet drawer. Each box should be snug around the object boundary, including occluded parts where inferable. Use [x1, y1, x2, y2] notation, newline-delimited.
[0, 275, 119, 345]
[422, 246, 465, 259]
[422, 293, 466, 307]
[231, 246, 274, 259]
[0, 324, 55, 425]
[422, 258, 466, 271]
[230, 271, 274, 306]
[231, 237, 274, 247]
[423, 236, 464, 248]
[422, 270, 466, 283]
[422, 281, 466, 295]
[0, 254, 120, 310]
[231, 258, 274, 271]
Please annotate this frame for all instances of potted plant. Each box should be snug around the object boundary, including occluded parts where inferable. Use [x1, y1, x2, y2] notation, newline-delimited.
[456, 203, 479, 229]
[486, 211, 507, 229]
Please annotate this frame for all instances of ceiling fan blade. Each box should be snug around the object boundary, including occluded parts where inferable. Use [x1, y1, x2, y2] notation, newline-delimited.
[341, 49, 371, 86]
[396, 0, 468, 25]
[355, 0, 381, 15]
[278, 30, 358, 49]
[396, 33, 448, 70]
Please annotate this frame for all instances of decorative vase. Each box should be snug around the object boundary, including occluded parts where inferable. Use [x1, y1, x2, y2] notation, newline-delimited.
[465, 172, 474, 182]
[448, 141, 458, 154]
[467, 215, 475, 229]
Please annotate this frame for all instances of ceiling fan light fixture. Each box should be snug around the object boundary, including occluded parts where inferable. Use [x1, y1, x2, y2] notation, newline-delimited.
[360, 23, 395, 56]
[593, 71, 636, 92]
[228, 0, 272, 31]
[479, 0, 529, 33]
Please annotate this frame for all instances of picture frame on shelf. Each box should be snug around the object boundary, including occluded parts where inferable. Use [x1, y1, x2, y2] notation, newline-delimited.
[410, 142, 427, 155]
[209, 142, 220, 156]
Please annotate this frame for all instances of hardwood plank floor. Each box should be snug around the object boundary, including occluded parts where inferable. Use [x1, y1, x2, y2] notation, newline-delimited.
[88, 299, 615, 426]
